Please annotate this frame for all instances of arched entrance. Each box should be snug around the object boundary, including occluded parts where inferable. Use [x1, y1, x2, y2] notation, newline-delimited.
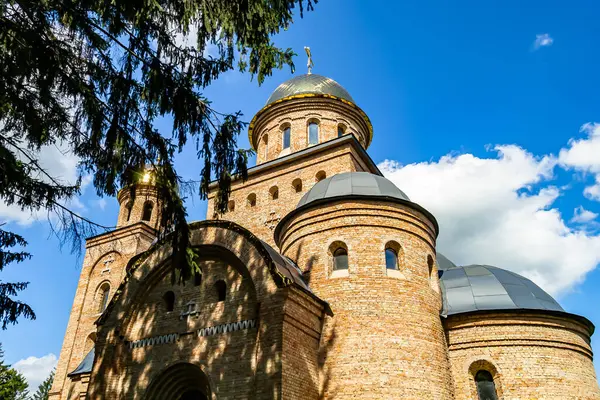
[144, 363, 212, 400]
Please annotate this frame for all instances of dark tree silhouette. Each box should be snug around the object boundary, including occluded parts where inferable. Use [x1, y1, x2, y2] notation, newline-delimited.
[0, 343, 29, 399]
[0, 0, 316, 325]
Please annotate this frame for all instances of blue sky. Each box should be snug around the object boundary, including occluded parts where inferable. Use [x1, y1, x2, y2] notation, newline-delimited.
[3, 0, 600, 388]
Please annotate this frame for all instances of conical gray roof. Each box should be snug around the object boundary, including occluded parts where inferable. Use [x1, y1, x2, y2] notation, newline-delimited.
[439, 264, 564, 317]
[296, 172, 410, 209]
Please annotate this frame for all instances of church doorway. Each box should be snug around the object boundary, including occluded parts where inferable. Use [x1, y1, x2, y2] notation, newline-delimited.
[144, 363, 212, 400]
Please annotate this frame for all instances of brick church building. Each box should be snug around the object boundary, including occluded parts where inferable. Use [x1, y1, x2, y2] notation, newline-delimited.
[50, 73, 600, 399]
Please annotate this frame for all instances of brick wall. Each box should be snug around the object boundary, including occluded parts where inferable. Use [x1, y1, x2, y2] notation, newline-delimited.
[50, 184, 158, 400]
[207, 137, 377, 247]
[281, 287, 325, 399]
[277, 199, 456, 399]
[86, 224, 327, 399]
[445, 312, 600, 399]
[249, 97, 371, 165]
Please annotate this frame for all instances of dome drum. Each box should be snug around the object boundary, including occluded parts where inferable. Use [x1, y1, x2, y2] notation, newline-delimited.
[277, 193, 453, 398]
[252, 99, 370, 164]
[275, 172, 438, 247]
[249, 74, 373, 153]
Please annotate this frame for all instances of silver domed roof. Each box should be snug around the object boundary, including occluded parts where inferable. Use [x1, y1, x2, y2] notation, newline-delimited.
[266, 74, 354, 105]
[296, 172, 410, 209]
[440, 264, 564, 317]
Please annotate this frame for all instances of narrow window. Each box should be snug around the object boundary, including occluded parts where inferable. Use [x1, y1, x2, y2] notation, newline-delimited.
[308, 122, 319, 145]
[282, 127, 291, 149]
[315, 171, 326, 182]
[163, 291, 175, 312]
[384, 241, 401, 270]
[247, 193, 256, 207]
[228, 200, 235, 212]
[270, 186, 279, 200]
[262, 134, 269, 160]
[125, 201, 133, 221]
[475, 370, 498, 400]
[215, 280, 226, 302]
[385, 248, 399, 270]
[427, 255, 434, 278]
[194, 272, 202, 287]
[333, 248, 348, 271]
[337, 125, 345, 138]
[292, 178, 302, 193]
[142, 201, 153, 221]
[98, 283, 110, 313]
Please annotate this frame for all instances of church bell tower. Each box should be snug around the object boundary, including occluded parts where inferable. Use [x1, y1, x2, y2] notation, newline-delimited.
[50, 168, 160, 400]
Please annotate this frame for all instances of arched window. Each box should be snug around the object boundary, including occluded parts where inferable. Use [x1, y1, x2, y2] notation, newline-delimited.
[333, 248, 348, 270]
[292, 178, 302, 193]
[329, 242, 349, 271]
[270, 186, 279, 200]
[262, 134, 269, 160]
[97, 283, 110, 313]
[227, 200, 235, 212]
[215, 280, 226, 302]
[427, 255, 434, 277]
[163, 291, 175, 312]
[282, 127, 291, 149]
[384, 241, 401, 270]
[308, 122, 319, 145]
[337, 124, 346, 138]
[142, 201, 153, 221]
[475, 370, 498, 400]
[385, 248, 398, 270]
[315, 170, 326, 182]
[125, 201, 133, 221]
[247, 193, 256, 207]
[194, 272, 202, 287]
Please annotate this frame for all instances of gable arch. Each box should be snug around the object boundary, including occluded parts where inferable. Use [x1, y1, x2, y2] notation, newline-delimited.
[88, 251, 122, 277]
[88, 220, 329, 399]
[116, 243, 261, 340]
[97, 220, 315, 332]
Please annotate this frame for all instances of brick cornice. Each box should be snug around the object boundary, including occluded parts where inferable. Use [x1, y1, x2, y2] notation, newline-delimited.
[85, 222, 157, 249]
[208, 134, 380, 192]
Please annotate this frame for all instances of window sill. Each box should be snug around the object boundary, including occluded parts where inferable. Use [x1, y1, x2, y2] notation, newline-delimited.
[386, 269, 405, 279]
[330, 269, 349, 279]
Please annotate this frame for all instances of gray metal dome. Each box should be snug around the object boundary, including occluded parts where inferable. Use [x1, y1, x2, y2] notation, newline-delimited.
[436, 252, 456, 271]
[440, 264, 564, 317]
[266, 74, 354, 105]
[296, 172, 410, 209]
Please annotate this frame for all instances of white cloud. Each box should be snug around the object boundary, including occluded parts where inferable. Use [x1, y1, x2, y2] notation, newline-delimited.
[559, 123, 600, 200]
[380, 144, 600, 296]
[173, 23, 220, 58]
[533, 33, 554, 50]
[13, 353, 57, 391]
[571, 206, 598, 224]
[94, 198, 108, 210]
[0, 141, 87, 226]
